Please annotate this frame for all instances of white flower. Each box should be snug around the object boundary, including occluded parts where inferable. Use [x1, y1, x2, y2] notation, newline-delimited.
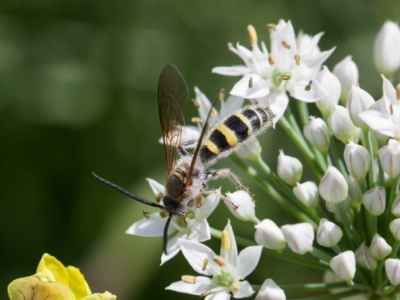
[391, 192, 400, 217]
[373, 21, 400, 77]
[303, 117, 330, 153]
[317, 218, 343, 247]
[225, 190, 257, 223]
[256, 279, 286, 300]
[346, 85, 375, 129]
[319, 166, 348, 203]
[213, 21, 334, 124]
[277, 150, 303, 186]
[328, 105, 357, 144]
[378, 139, 400, 178]
[166, 220, 263, 299]
[368, 234, 392, 260]
[126, 179, 220, 264]
[281, 222, 314, 254]
[385, 258, 400, 285]
[330, 251, 356, 282]
[389, 219, 400, 240]
[362, 187, 386, 216]
[332, 56, 359, 104]
[254, 219, 286, 250]
[359, 75, 400, 139]
[293, 181, 319, 208]
[355, 242, 377, 270]
[315, 66, 341, 117]
[343, 141, 370, 182]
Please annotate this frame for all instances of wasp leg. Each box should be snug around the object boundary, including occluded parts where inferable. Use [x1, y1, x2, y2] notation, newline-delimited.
[179, 139, 198, 156]
[202, 189, 239, 209]
[203, 169, 250, 193]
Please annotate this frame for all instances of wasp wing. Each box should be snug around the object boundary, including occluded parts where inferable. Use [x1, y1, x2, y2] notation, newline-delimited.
[158, 64, 189, 174]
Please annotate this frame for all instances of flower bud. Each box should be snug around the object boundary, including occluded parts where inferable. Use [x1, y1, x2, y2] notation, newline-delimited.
[316, 66, 341, 117]
[225, 190, 257, 223]
[333, 56, 359, 104]
[303, 117, 330, 153]
[317, 218, 343, 247]
[277, 150, 303, 186]
[343, 141, 370, 182]
[330, 251, 356, 282]
[355, 242, 377, 270]
[325, 196, 351, 214]
[369, 234, 392, 260]
[378, 139, 400, 178]
[346, 85, 375, 129]
[236, 138, 262, 161]
[389, 219, 400, 240]
[319, 166, 348, 203]
[256, 279, 286, 300]
[281, 223, 314, 255]
[385, 258, 400, 285]
[293, 181, 319, 208]
[362, 187, 386, 216]
[254, 219, 286, 250]
[373, 21, 400, 77]
[328, 105, 357, 144]
[391, 192, 400, 217]
[347, 176, 362, 208]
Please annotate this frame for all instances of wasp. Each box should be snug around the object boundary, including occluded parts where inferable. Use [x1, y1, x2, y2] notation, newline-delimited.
[93, 64, 274, 254]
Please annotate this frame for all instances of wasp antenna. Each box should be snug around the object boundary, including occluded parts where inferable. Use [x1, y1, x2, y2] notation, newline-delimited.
[92, 172, 165, 209]
[163, 213, 173, 254]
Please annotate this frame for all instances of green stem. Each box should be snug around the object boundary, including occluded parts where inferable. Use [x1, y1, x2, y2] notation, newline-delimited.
[252, 281, 371, 292]
[363, 130, 377, 188]
[296, 100, 310, 128]
[290, 290, 369, 300]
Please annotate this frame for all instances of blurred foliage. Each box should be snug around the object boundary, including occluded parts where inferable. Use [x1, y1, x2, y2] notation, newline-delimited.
[1, 0, 400, 299]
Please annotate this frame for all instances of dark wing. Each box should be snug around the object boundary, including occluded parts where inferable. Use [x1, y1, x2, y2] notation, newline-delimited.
[158, 64, 189, 174]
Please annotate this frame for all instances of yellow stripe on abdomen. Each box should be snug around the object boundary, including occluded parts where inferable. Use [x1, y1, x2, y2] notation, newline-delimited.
[215, 124, 238, 147]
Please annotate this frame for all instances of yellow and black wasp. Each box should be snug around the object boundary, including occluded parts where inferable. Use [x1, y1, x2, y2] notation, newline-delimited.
[93, 64, 274, 254]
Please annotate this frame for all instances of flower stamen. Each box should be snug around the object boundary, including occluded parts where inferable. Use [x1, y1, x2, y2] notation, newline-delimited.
[181, 275, 196, 284]
[142, 211, 150, 219]
[294, 54, 300, 65]
[281, 74, 291, 80]
[247, 25, 257, 44]
[191, 98, 200, 109]
[266, 23, 276, 32]
[155, 192, 163, 203]
[191, 117, 202, 124]
[202, 258, 208, 271]
[221, 230, 230, 250]
[213, 255, 226, 266]
[233, 282, 240, 291]
[282, 41, 291, 49]
[200, 290, 211, 297]
[268, 53, 275, 65]
[305, 80, 313, 91]
[396, 84, 400, 100]
[248, 77, 253, 88]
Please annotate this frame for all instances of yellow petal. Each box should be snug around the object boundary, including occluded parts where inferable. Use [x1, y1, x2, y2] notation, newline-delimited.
[37, 253, 69, 286]
[81, 291, 117, 300]
[66, 266, 91, 298]
[8, 276, 75, 300]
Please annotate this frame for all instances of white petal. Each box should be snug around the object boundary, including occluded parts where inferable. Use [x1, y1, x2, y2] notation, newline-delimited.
[179, 239, 219, 276]
[146, 178, 166, 195]
[188, 218, 211, 242]
[197, 191, 221, 219]
[382, 75, 397, 104]
[212, 66, 252, 76]
[221, 220, 238, 267]
[126, 214, 174, 237]
[359, 110, 396, 137]
[268, 92, 289, 125]
[230, 75, 270, 99]
[206, 291, 232, 300]
[195, 86, 214, 123]
[166, 277, 213, 295]
[161, 235, 181, 264]
[219, 95, 245, 120]
[232, 280, 255, 298]
[289, 79, 327, 103]
[237, 246, 263, 279]
[302, 47, 335, 70]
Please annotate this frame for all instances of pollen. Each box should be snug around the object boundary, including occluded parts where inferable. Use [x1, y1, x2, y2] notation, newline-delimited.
[282, 41, 291, 49]
[202, 258, 208, 270]
[247, 24, 258, 44]
[305, 80, 313, 91]
[221, 230, 230, 250]
[281, 74, 291, 80]
[268, 53, 275, 65]
[181, 275, 196, 284]
[396, 84, 400, 100]
[248, 77, 253, 88]
[213, 255, 227, 267]
[294, 54, 300, 65]
[192, 117, 202, 124]
[233, 282, 241, 291]
[142, 211, 150, 219]
[191, 98, 200, 109]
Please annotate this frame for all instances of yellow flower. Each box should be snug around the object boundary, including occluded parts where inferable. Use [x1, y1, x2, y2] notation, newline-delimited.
[8, 253, 116, 300]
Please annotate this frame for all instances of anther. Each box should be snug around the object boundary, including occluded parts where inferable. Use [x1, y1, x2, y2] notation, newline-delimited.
[268, 53, 275, 65]
[211, 108, 218, 116]
[281, 74, 291, 80]
[219, 88, 225, 101]
[248, 77, 253, 88]
[213, 255, 227, 267]
[221, 230, 230, 250]
[396, 84, 400, 100]
[233, 282, 240, 291]
[191, 99, 200, 109]
[247, 25, 258, 44]
[202, 258, 208, 270]
[227, 42, 234, 51]
[160, 211, 167, 218]
[155, 192, 163, 203]
[200, 290, 211, 297]
[282, 41, 291, 49]
[142, 211, 150, 219]
[191, 117, 203, 124]
[294, 54, 300, 66]
[266, 23, 276, 32]
[181, 275, 196, 284]
[195, 194, 204, 207]
[305, 80, 313, 91]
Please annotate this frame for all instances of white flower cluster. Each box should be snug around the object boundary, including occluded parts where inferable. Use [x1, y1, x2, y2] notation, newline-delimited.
[126, 19, 400, 299]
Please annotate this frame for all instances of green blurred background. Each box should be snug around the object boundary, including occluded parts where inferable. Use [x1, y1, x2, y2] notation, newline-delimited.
[1, 0, 399, 299]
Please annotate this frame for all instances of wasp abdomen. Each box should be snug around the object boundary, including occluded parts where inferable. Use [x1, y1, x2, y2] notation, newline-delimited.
[200, 106, 274, 164]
